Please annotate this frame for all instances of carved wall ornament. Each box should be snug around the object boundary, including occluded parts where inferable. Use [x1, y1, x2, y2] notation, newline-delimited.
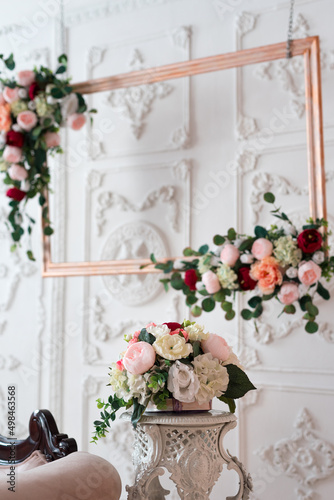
[236, 114, 258, 141]
[172, 159, 191, 182]
[172, 26, 192, 49]
[235, 12, 257, 36]
[101, 222, 167, 306]
[95, 185, 179, 236]
[255, 408, 334, 499]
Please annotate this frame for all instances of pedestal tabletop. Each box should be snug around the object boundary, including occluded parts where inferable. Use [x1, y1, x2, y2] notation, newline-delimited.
[121, 410, 252, 499]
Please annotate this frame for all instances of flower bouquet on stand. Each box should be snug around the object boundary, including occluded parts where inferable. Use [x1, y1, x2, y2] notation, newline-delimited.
[92, 321, 256, 441]
[149, 193, 334, 334]
[0, 53, 96, 259]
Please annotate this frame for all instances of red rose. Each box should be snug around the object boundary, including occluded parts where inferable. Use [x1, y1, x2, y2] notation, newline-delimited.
[6, 130, 25, 148]
[184, 269, 198, 291]
[297, 229, 322, 253]
[28, 82, 39, 100]
[163, 322, 182, 330]
[238, 266, 257, 291]
[6, 187, 26, 202]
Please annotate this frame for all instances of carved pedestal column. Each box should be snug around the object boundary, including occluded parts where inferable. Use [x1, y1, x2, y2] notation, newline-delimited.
[121, 410, 252, 500]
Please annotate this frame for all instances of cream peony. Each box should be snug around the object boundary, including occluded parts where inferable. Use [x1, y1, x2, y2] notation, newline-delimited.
[167, 361, 200, 403]
[153, 334, 193, 360]
[193, 353, 229, 404]
[146, 323, 171, 339]
[184, 323, 209, 341]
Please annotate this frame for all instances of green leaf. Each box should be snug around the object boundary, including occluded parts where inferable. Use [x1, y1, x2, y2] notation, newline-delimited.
[262, 292, 275, 301]
[317, 281, 330, 300]
[193, 341, 202, 357]
[227, 228, 236, 241]
[171, 273, 184, 290]
[224, 364, 256, 399]
[4, 53, 15, 70]
[191, 305, 202, 317]
[10, 244, 17, 253]
[131, 398, 146, 429]
[254, 226, 268, 238]
[150, 253, 157, 263]
[186, 294, 198, 306]
[218, 396, 236, 413]
[183, 247, 195, 257]
[76, 92, 87, 113]
[263, 192, 275, 204]
[202, 297, 215, 312]
[51, 87, 65, 99]
[32, 126, 43, 139]
[299, 295, 312, 311]
[55, 65, 66, 74]
[198, 244, 209, 255]
[305, 321, 318, 334]
[238, 238, 256, 251]
[241, 309, 253, 320]
[213, 290, 225, 302]
[225, 310, 236, 321]
[252, 304, 263, 319]
[138, 328, 156, 345]
[26, 250, 36, 262]
[248, 296, 262, 309]
[284, 304, 296, 314]
[305, 302, 319, 317]
[43, 226, 54, 236]
[213, 234, 225, 246]
[58, 54, 68, 65]
[222, 301, 232, 312]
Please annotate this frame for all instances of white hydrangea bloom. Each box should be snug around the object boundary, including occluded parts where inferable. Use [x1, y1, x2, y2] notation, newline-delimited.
[193, 353, 229, 404]
[108, 363, 131, 402]
[184, 323, 209, 341]
[127, 373, 149, 405]
[274, 235, 302, 267]
[217, 263, 238, 290]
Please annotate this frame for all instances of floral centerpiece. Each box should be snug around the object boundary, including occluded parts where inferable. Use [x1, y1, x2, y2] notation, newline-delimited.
[92, 321, 255, 440]
[0, 53, 96, 260]
[149, 193, 334, 334]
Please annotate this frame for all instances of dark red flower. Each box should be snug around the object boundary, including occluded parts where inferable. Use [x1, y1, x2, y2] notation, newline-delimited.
[163, 322, 182, 330]
[238, 266, 257, 291]
[6, 187, 26, 202]
[28, 82, 39, 100]
[297, 229, 323, 254]
[184, 269, 198, 291]
[6, 130, 25, 148]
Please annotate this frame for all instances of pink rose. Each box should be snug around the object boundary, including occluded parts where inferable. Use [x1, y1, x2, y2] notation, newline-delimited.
[202, 270, 221, 294]
[122, 341, 156, 375]
[220, 244, 240, 267]
[278, 282, 299, 305]
[17, 110, 38, 132]
[3, 86, 20, 103]
[116, 360, 125, 371]
[67, 113, 86, 130]
[7, 164, 28, 181]
[3, 146, 23, 163]
[170, 328, 189, 342]
[251, 238, 273, 260]
[201, 334, 231, 362]
[128, 330, 140, 346]
[146, 322, 156, 328]
[298, 261, 322, 286]
[44, 131, 61, 148]
[17, 70, 35, 87]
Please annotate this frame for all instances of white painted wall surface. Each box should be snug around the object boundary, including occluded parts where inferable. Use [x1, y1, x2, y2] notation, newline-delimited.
[1, 1, 334, 498]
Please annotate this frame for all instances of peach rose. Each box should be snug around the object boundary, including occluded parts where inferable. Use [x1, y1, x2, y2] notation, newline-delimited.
[67, 113, 86, 130]
[7, 164, 28, 181]
[250, 256, 283, 294]
[220, 244, 240, 267]
[0, 103, 12, 132]
[278, 282, 299, 305]
[201, 333, 231, 362]
[44, 131, 61, 148]
[17, 110, 38, 132]
[251, 238, 273, 260]
[298, 261, 322, 286]
[17, 70, 35, 87]
[122, 341, 156, 375]
[202, 270, 221, 294]
[3, 146, 23, 163]
[3, 86, 20, 103]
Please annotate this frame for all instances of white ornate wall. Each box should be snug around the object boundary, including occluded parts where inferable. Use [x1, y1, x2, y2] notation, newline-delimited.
[1, 1, 334, 499]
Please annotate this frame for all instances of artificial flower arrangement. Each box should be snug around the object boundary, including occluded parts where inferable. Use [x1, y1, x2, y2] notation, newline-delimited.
[92, 321, 256, 440]
[148, 193, 334, 334]
[0, 53, 96, 260]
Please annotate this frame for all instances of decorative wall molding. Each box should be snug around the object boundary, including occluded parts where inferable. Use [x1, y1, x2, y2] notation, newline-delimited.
[255, 408, 334, 500]
[235, 11, 257, 36]
[96, 185, 179, 236]
[236, 114, 258, 141]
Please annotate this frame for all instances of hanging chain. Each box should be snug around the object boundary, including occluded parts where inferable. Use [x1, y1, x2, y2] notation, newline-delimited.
[286, 0, 295, 58]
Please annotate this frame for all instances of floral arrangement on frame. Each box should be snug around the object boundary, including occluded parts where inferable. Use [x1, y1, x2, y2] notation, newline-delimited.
[149, 193, 333, 334]
[92, 320, 256, 439]
[0, 53, 96, 260]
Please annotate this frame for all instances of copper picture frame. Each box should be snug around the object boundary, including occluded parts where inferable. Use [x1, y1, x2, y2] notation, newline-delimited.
[42, 36, 326, 278]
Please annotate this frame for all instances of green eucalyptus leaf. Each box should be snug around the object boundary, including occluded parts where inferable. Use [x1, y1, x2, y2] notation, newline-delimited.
[202, 297, 215, 312]
[317, 281, 330, 300]
[263, 192, 275, 203]
[305, 321, 318, 334]
[241, 309, 253, 320]
[213, 234, 225, 246]
[191, 305, 202, 317]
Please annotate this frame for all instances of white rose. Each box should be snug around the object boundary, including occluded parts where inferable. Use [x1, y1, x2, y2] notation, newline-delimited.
[173, 259, 185, 270]
[60, 93, 79, 121]
[240, 253, 254, 264]
[184, 323, 209, 341]
[286, 267, 298, 278]
[153, 334, 193, 360]
[147, 323, 170, 339]
[195, 281, 205, 291]
[167, 361, 200, 403]
[28, 100, 36, 110]
[18, 88, 28, 99]
[312, 251, 325, 265]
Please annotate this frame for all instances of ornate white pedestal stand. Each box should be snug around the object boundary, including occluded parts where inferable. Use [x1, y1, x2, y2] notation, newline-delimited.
[122, 410, 252, 500]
